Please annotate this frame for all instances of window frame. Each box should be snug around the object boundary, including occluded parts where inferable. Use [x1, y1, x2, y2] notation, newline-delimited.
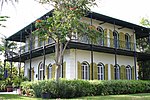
[126, 65, 132, 80]
[114, 64, 120, 80]
[97, 62, 105, 80]
[81, 61, 90, 80]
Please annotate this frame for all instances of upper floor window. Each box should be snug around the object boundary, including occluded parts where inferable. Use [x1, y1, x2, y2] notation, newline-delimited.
[125, 33, 131, 50]
[113, 31, 119, 48]
[114, 64, 120, 80]
[97, 62, 104, 80]
[97, 26, 104, 46]
[81, 61, 90, 80]
[126, 65, 132, 80]
[38, 62, 44, 80]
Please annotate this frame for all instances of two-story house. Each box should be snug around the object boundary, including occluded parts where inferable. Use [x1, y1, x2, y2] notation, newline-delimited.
[6, 10, 150, 81]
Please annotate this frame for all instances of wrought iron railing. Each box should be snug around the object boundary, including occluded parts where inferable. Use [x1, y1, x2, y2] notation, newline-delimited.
[10, 36, 135, 57]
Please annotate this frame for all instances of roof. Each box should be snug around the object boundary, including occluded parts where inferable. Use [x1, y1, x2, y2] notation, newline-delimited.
[6, 10, 150, 42]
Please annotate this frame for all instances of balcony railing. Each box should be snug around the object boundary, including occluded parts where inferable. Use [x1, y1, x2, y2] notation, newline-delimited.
[11, 36, 135, 57]
[78, 36, 135, 51]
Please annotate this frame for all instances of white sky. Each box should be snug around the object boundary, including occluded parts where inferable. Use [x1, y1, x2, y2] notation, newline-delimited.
[0, 0, 150, 38]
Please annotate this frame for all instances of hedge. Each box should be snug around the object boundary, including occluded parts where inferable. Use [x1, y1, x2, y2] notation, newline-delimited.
[0, 80, 6, 92]
[20, 79, 150, 98]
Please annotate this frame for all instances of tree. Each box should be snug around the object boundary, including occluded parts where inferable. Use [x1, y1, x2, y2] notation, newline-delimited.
[0, 0, 18, 10]
[34, 0, 100, 80]
[138, 18, 150, 80]
[0, 35, 17, 78]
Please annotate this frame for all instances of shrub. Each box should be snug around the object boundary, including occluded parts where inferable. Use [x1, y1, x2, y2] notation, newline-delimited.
[21, 79, 150, 99]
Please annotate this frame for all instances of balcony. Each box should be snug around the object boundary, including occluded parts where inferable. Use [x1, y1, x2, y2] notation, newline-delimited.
[11, 36, 135, 58]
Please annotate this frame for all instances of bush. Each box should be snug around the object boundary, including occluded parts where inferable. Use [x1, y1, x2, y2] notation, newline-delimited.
[20, 79, 150, 99]
[0, 80, 6, 91]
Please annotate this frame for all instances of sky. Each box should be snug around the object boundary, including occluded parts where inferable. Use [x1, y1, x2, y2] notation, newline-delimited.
[0, 0, 150, 38]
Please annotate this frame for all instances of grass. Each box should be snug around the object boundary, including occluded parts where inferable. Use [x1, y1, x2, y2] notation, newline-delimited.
[0, 94, 42, 100]
[0, 93, 150, 100]
[77, 93, 150, 100]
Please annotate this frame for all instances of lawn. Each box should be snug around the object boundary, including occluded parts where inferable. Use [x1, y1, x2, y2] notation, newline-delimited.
[0, 93, 150, 100]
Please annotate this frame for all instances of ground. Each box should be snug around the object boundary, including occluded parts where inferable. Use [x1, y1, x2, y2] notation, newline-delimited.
[0, 93, 150, 100]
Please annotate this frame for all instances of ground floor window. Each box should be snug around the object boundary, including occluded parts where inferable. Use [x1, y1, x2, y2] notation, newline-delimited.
[81, 62, 90, 80]
[114, 64, 120, 80]
[48, 64, 52, 79]
[126, 65, 132, 80]
[97, 62, 104, 80]
[38, 62, 44, 80]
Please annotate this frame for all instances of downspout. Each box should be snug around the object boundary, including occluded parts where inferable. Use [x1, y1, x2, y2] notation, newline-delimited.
[133, 29, 137, 80]
[19, 31, 22, 76]
[43, 40, 46, 80]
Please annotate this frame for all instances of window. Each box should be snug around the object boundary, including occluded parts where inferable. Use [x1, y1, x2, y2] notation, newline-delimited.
[125, 33, 131, 50]
[48, 64, 52, 79]
[114, 64, 120, 80]
[113, 31, 119, 48]
[81, 62, 90, 80]
[126, 65, 131, 80]
[38, 62, 44, 80]
[97, 63, 104, 80]
[97, 26, 104, 46]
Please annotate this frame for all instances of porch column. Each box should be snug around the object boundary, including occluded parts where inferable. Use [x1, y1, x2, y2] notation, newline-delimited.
[43, 40, 46, 80]
[29, 24, 33, 81]
[133, 29, 137, 80]
[114, 21, 117, 66]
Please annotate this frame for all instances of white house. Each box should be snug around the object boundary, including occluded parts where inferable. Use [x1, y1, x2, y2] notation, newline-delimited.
[6, 11, 150, 81]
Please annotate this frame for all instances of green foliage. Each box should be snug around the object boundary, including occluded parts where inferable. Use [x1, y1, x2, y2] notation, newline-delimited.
[20, 79, 150, 99]
[0, 80, 6, 91]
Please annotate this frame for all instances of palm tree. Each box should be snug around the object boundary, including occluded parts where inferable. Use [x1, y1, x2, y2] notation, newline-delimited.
[0, 0, 18, 10]
[0, 35, 17, 78]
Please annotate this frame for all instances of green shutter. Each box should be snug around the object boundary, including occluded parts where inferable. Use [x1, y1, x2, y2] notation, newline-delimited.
[32, 36, 35, 49]
[90, 63, 92, 80]
[132, 66, 135, 80]
[77, 61, 82, 79]
[31, 67, 34, 81]
[105, 64, 108, 80]
[109, 29, 114, 48]
[93, 63, 98, 80]
[45, 65, 48, 80]
[111, 64, 114, 80]
[123, 65, 127, 80]
[120, 65, 125, 80]
[63, 62, 66, 78]
[131, 35, 134, 51]
[52, 64, 56, 79]
[119, 32, 125, 49]
[104, 29, 107, 46]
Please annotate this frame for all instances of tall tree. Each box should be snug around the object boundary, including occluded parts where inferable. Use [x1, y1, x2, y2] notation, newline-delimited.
[0, 0, 18, 10]
[0, 35, 17, 78]
[34, 0, 100, 80]
[138, 18, 150, 80]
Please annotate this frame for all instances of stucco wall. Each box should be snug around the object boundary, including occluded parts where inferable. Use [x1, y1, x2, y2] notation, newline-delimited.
[24, 49, 136, 81]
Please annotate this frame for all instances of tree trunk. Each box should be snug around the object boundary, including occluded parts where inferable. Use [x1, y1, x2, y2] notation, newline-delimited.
[55, 64, 61, 80]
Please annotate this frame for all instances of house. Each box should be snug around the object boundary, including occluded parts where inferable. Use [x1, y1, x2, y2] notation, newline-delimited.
[5, 10, 150, 81]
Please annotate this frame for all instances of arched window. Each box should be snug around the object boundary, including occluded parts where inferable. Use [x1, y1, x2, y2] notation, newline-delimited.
[126, 65, 132, 80]
[114, 64, 120, 80]
[48, 64, 52, 79]
[81, 62, 90, 80]
[38, 62, 44, 80]
[97, 26, 104, 46]
[125, 33, 131, 50]
[113, 31, 119, 48]
[97, 62, 105, 80]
